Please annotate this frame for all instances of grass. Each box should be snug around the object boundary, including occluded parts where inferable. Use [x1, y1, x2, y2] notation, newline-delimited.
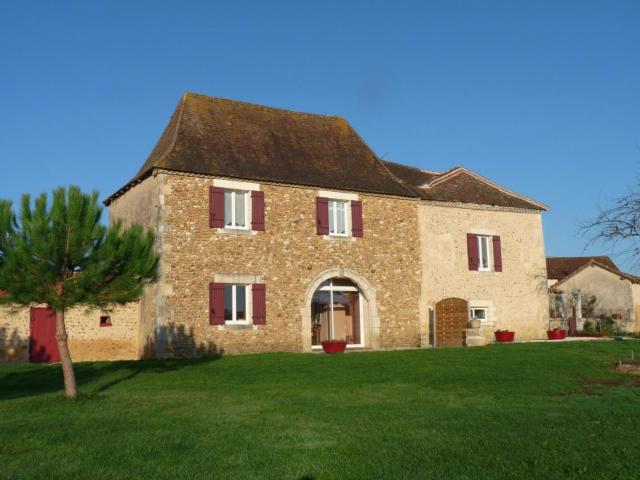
[1, 341, 640, 479]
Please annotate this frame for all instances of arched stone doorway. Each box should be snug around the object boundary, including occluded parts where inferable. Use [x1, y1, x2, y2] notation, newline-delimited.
[434, 297, 469, 347]
[301, 268, 379, 352]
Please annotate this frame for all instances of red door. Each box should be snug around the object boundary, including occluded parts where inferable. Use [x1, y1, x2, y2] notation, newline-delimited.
[29, 308, 60, 363]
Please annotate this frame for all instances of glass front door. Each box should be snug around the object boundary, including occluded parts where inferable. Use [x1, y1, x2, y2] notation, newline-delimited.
[311, 279, 363, 347]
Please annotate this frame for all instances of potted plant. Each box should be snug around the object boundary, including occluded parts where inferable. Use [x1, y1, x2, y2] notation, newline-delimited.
[494, 329, 515, 343]
[469, 319, 481, 329]
[321, 338, 347, 354]
[546, 327, 566, 340]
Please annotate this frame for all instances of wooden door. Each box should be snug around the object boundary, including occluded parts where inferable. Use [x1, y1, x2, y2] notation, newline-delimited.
[435, 298, 468, 347]
[29, 308, 60, 363]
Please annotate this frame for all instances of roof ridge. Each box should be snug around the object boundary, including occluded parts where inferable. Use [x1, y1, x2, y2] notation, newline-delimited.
[183, 92, 344, 121]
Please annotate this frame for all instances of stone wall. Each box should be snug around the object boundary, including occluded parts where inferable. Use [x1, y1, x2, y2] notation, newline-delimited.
[141, 172, 423, 355]
[0, 303, 140, 362]
[108, 175, 162, 357]
[418, 202, 548, 341]
[0, 306, 29, 362]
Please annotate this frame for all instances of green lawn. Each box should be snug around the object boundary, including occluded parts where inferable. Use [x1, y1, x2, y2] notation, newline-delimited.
[1, 342, 640, 479]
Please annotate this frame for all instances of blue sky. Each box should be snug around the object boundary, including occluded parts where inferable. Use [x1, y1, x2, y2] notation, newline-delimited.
[1, 1, 639, 270]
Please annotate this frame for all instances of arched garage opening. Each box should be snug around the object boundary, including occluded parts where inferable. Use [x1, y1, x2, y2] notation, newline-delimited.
[301, 268, 379, 351]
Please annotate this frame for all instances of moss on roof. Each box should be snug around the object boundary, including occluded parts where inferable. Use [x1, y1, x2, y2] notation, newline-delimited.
[105, 93, 547, 212]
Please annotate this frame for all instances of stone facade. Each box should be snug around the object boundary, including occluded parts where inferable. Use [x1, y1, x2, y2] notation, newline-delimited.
[418, 202, 549, 343]
[110, 171, 423, 355]
[2, 171, 551, 362]
[0, 303, 140, 362]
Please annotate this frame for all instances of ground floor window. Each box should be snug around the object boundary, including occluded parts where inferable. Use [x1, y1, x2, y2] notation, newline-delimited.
[311, 278, 363, 347]
[470, 307, 488, 323]
[224, 284, 249, 324]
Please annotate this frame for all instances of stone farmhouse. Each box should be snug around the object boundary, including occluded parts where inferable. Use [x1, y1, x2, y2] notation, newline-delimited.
[0, 93, 549, 361]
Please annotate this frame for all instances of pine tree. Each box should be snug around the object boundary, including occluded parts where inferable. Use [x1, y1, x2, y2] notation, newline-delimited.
[0, 186, 158, 399]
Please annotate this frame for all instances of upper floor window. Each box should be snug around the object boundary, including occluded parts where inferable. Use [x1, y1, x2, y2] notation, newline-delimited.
[316, 195, 363, 238]
[467, 233, 502, 272]
[477, 235, 490, 271]
[328, 200, 347, 236]
[224, 190, 249, 229]
[209, 183, 265, 232]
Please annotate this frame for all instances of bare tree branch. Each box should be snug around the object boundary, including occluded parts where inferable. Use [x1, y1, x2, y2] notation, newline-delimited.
[580, 180, 640, 269]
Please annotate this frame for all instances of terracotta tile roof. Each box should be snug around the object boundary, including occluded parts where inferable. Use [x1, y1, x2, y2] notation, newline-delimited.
[381, 160, 439, 189]
[548, 257, 640, 288]
[381, 161, 547, 210]
[420, 168, 547, 210]
[546, 256, 619, 280]
[104, 93, 548, 212]
[105, 93, 419, 204]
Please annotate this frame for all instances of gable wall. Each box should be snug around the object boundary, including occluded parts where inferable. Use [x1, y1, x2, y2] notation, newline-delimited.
[108, 174, 163, 357]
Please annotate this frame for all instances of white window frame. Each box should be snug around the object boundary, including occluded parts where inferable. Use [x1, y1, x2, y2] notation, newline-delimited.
[328, 199, 350, 237]
[477, 235, 491, 272]
[311, 280, 364, 349]
[224, 284, 251, 325]
[470, 307, 488, 324]
[224, 190, 251, 230]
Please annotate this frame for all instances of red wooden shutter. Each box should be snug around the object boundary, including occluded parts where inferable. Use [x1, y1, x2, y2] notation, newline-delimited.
[209, 187, 225, 228]
[209, 283, 225, 325]
[351, 200, 363, 238]
[251, 191, 265, 231]
[252, 284, 266, 325]
[467, 233, 479, 271]
[316, 197, 329, 235]
[492, 235, 503, 272]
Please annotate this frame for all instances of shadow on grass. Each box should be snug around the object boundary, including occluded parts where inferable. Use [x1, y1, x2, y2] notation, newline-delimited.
[0, 323, 222, 400]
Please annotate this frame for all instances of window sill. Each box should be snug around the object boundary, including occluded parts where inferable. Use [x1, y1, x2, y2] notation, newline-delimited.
[215, 228, 257, 236]
[217, 324, 258, 331]
[99, 323, 112, 328]
[324, 235, 355, 242]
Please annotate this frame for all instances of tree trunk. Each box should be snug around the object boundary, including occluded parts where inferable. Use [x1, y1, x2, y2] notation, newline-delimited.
[55, 307, 77, 399]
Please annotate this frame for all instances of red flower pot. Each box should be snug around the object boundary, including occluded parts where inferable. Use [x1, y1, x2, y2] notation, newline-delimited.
[494, 331, 515, 343]
[546, 329, 566, 340]
[321, 340, 347, 354]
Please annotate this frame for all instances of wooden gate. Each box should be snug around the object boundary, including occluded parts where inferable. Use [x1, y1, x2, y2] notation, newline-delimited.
[435, 298, 468, 347]
[29, 308, 60, 363]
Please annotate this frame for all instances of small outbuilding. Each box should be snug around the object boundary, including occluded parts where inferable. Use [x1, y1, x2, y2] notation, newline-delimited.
[547, 256, 640, 333]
